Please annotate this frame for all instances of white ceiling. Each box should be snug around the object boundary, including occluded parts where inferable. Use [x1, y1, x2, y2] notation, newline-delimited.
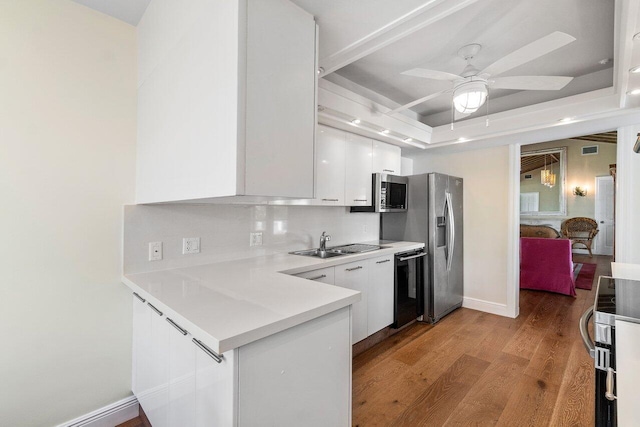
[71, 0, 150, 26]
[294, 0, 615, 127]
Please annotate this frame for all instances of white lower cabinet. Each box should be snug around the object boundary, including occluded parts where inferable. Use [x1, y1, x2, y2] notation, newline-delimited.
[615, 319, 640, 426]
[132, 295, 351, 426]
[335, 260, 369, 343]
[367, 255, 395, 335]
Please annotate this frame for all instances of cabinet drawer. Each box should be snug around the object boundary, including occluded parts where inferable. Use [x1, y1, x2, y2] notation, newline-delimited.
[295, 267, 335, 285]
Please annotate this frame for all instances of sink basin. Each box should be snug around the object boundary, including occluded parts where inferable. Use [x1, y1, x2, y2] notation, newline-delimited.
[290, 249, 345, 259]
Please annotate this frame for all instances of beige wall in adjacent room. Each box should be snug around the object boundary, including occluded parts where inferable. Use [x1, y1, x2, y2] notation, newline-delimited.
[410, 145, 512, 308]
[521, 139, 617, 220]
[0, 1, 137, 425]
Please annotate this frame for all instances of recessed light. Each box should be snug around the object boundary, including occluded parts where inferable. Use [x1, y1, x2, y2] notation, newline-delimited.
[381, 129, 390, 134]
[457, 137, 467, 142]
[558, 117, 573, 122]
[404, 137, 413, 142]
[627, 89, 640, 95]
[631, 66, 640, 74]
[634, 32, 640, 41]
[351, 119, 361, 125]
[598, 58, 612, 65]
[317, 67, 325, 75]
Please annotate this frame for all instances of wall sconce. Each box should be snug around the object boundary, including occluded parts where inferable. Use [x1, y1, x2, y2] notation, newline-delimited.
[573, 186, 588, 197]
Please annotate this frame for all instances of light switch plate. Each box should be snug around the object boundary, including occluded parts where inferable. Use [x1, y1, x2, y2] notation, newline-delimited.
[183, 237, 200, 254]
[250, 232, 263, 246]
[149, 241, 163, 261]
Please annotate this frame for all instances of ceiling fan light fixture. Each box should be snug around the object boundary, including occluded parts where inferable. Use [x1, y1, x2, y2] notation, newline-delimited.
[453, 81, 488, 114]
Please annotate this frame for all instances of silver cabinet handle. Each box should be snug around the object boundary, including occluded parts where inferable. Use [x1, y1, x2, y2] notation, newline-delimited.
[166, 318, 188, 336]
[399, 252, 426, 262]
[606, 367, 617, 401]
[383, 169, 394, 173]
[307, 274, 327, 281]
[353, 199, 368, 202]
[321, 199, 339, 202]
[580, 306, 596, 358]
[192, 338, 223, 364]
[133, 292, 146, 303]
[346, 266, 363, 271]
[376, 259, 391, 264]
[147, 303, 163, 316]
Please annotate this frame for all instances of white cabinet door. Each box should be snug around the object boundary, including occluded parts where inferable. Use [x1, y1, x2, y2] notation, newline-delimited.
[335, 260, 369, 343]
[367, 255, 395, 335]
[167, 318, 196, 427]
[345, 133, 373, 206]
[195, 344, 235, 427]
[146, 304, 170, 427]
[372, 140, 401, 175]
[238, 307, 351, 427]
[615, 320, 640, 426]
[315, 125, 346, 205]
[295, 266, 335, 285]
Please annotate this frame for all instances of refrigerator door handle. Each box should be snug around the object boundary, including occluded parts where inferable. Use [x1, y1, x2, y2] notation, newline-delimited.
[446, 191, 455, 272]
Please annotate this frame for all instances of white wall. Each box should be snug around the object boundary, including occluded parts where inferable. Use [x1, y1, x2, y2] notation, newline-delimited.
[0, 1, 137, 425]
[616, 125, 640, 263]
[410, 144, 517, 316]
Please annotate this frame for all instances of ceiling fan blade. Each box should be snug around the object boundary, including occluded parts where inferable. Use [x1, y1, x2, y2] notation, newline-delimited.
[480, 32, 576, 77]
[491, 75, 573, 90]
[402, 68, 463, 81]
[387, 90, 450, 115]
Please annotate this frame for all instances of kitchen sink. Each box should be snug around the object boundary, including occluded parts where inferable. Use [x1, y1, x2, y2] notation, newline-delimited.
[290, 249, 345, 259]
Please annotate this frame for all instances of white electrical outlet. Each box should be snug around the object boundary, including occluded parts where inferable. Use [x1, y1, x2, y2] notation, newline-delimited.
[183, 237, 200, 254]
[149, 241, 163, 261]
[250, 232, 263, 247]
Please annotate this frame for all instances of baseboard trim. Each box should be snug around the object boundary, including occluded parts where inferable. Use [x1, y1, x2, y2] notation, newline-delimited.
[463, 297, 512, 318]
[56, 396, 139, 427]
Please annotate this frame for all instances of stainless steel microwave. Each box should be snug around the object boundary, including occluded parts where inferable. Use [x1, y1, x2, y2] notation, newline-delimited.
[350, 173, 408, 213]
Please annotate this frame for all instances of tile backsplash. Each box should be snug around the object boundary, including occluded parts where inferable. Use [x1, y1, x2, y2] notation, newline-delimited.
[124, 204, 379, 274]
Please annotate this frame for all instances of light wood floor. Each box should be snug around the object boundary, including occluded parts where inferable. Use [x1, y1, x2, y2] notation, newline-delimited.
[352, 254, 609, 427]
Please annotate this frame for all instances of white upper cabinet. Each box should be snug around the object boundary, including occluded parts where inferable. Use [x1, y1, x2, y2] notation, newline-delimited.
[345, 133, 373, 206]
[372, 141, 401, 175]
[136, 0, 316, 204]
[315, 125, 346, 205]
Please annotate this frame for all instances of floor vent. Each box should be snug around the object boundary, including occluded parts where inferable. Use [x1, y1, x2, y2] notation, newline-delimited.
[582, 145, 599, 155]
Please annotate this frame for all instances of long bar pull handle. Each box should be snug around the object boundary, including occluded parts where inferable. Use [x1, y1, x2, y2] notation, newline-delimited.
[307, 274, 327, 281]
[376, 259, 391, 264]
[321, 199, 339, 202]
[192, 338, 223, 364]
[166, 318, 188, 336]
[133, 292, 146, 303]
[353, 199, 368, 202]
[579, 306, 596, 358]
[383, 169, 395, 173]
[346, 266, 363, 271]
[147, 303, 163, 317]
[399, 253, 426, 262]
[606, 367, 617, 401]
[445, 192, 454, 272]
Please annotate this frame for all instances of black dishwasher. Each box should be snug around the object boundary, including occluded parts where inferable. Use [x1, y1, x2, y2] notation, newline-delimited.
[393, 249, 426, 328]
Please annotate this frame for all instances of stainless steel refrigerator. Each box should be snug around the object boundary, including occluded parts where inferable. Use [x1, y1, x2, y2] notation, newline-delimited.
[381, 173, 463, 323]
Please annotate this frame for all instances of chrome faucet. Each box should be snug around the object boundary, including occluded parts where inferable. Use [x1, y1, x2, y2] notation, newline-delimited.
[319, 231, 331, 252]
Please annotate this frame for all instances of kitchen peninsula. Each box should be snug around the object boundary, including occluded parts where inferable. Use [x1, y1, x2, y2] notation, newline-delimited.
[123, 241, 423, 426]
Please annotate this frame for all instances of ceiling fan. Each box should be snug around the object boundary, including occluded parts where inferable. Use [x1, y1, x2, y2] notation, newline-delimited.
[387, 31, 576, 117]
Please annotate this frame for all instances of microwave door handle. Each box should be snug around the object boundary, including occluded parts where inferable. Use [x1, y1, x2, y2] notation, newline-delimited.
[579, 306, 596, 358]
[445, 192, 454, 272]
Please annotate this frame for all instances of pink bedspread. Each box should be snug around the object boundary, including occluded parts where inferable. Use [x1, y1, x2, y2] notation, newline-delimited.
[520, 237, 576, 296]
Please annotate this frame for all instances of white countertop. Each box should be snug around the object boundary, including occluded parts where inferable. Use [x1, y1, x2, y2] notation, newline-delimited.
[122, 241, 424, 353]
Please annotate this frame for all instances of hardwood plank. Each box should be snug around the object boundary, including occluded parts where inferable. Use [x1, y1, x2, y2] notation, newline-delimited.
[502, 323, 547, 360]
[495, 374, 560, 427]
[548, 341, 595, 426]
[443, 352, 529, 426]
[524, 334, 572, 386]
[526, 293, 565, 330]
[465, 325, 518, 363]
[393, 354, 490, 427]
